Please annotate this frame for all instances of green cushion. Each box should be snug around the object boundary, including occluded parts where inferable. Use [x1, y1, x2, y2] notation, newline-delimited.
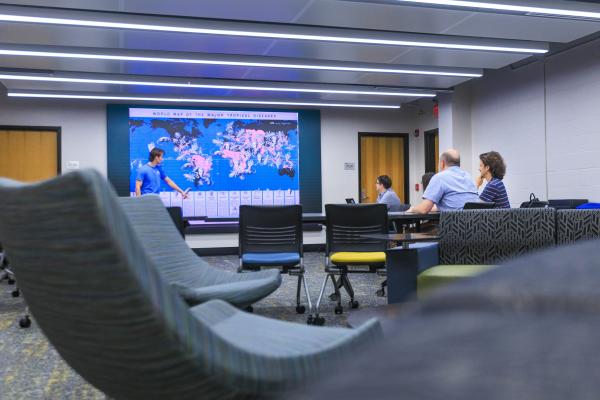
[418, 264, 497, 298]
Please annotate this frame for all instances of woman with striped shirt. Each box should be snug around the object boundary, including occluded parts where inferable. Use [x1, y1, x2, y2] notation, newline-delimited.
[476, 151, 510, 208]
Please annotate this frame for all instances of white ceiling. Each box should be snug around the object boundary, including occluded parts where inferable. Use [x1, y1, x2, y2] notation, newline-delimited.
[0, 0, 599, 106]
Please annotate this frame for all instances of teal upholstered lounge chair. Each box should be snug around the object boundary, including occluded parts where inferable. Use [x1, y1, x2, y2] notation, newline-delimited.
[118, 195, 281, 309]
[0, 170, 382, 399]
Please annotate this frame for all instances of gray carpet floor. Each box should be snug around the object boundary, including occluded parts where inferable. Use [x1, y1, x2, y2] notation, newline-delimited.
[0, 252, 388, 399]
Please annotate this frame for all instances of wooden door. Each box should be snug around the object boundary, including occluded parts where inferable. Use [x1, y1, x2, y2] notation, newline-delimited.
[359, 134, 408, 203]
[0, 129, 59, 182]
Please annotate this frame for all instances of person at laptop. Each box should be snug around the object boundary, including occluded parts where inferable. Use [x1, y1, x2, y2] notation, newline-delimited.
[408, 149, 479, 213]
[136, 147, 189, 199]
[375, 175, 405, 211]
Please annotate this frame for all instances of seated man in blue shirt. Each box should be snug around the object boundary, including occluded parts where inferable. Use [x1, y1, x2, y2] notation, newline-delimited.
[408, 149, 479, 213]
[375, 175, 406, 211]
[135, 147, 189, 198]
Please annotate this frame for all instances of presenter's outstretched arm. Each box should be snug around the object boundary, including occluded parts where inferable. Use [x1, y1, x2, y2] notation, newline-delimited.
[165, 177, 189, 199]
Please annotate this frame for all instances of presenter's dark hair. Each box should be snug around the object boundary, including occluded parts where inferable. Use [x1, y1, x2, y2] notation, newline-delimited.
[149, 147, 165, 162]
[480, 151, 506, 179]
[376, 175, 392, 189]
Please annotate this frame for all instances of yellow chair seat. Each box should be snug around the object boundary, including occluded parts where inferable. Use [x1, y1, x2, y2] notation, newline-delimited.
[330, 252, 386, 264]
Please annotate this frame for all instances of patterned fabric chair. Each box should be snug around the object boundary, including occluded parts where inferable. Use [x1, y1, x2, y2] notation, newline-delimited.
[118, 196, 282, 309]
[0, 170, 383, 400]
[385, 208, 556, 302]
[421, 208, 556, 295]
[556, 209, 600, 245]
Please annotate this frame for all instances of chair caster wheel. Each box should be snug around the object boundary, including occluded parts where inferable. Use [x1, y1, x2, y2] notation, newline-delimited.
[11, 289, 20, 297]
[334, 306, 344, 315]
[314, 316, 325, 326]
[376, 289, 386, 297]
[328, 293, 339, 301]
[349, 300, 359, 309]
[296, 305, 306, 314]
[19, 316, 31, 328]
[306, 316, 314, 325]
[245, 306, 254, 313]
[7, 278, 15, 285]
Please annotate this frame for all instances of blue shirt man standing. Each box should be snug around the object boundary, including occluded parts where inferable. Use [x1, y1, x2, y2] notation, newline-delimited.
[135, 147, 189, 198]
[408, 149, 479, 213]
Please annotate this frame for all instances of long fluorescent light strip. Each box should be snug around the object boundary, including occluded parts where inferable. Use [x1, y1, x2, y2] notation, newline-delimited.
[0, 13, 547, 53]
[0, 49, 482, 77]
[393, 0, 600, 20]
[0, 73, 436, 97]
[7, 92, 401, 109]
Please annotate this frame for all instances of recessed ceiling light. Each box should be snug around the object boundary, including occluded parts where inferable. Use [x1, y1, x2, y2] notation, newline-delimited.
[0, 70, 438, 97]
[349, 0, 600, 21]
[7, 90, 402, 109]
[0, 43, 484, 78]
[0, 4, 548, 53]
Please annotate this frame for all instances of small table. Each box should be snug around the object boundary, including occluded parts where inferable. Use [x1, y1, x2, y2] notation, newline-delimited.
[361, 233, 440, 249]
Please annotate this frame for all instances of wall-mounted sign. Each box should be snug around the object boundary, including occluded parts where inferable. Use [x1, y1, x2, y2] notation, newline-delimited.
[66, 160, 80, 170]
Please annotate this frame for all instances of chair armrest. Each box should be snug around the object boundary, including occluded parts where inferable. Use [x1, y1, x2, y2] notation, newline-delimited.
[385, 243, 439, 304]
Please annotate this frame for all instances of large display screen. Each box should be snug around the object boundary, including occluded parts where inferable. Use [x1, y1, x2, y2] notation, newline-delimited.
[129, 108, 300, 217]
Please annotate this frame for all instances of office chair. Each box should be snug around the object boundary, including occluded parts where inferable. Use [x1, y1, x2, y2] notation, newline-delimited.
[548, 199, 588, 209]
[166, 206, 186, 237]
[238, 205, 314, 323]
[0, 169, 383, 399]
[463, 201, 496, 209]
[315, 204, 388, 322]
[0, 244, 32, 328]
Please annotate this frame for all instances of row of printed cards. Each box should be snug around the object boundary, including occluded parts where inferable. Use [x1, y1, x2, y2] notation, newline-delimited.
[130, 190, 300, 217]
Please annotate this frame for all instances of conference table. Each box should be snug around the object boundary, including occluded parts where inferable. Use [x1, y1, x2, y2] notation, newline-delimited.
[187, 211, 440, 234]
[192, 211, 439, 222]
[302, 211, 440, 230]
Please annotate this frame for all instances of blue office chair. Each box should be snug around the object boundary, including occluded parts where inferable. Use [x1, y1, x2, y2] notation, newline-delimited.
[239, 205, 314, 323]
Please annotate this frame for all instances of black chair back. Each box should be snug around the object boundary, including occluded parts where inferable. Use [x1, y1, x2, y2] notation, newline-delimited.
[325, 204, 388, 254]
[548, 199, 588, 209]
[166, 206, 186, 238]
[463, 201, 495, 210]
[239, 205, 303, 255]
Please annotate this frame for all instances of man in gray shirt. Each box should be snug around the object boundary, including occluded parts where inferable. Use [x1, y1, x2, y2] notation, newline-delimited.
[376, 175, 404, 211]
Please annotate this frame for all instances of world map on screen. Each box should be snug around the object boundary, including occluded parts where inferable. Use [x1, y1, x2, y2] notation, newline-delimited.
[129, 109, 300, 193]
